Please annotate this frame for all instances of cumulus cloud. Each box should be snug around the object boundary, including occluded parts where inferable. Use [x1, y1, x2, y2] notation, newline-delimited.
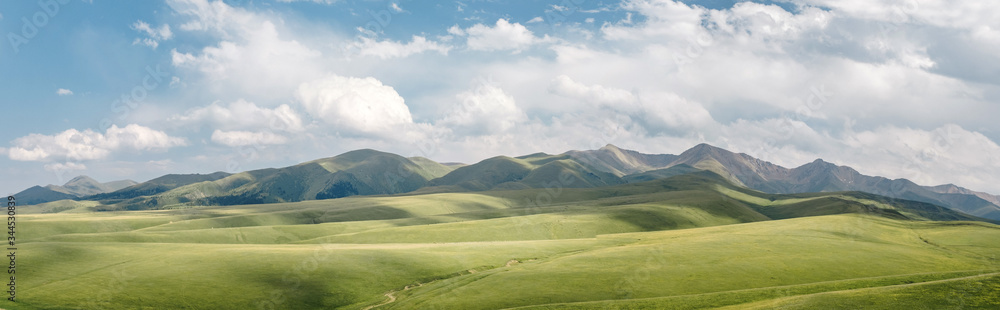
[7, 124, 186, 162]
[839, 125, 1000, 186]
[56, 88, 73, 96]
[454, 19, 542, 52]
[439, 82, 527, 135]
[346, 35, 451, 59]
[170, 100, 305, 132]
[131, 20, 173, 49]
[296, 75, 414, 135]
[210, 130, 288, 147]
[168, 0, 325, 100]
[136, 0, 1000, 195]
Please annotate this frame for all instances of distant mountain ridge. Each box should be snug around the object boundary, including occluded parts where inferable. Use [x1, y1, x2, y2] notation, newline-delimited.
[14, 176, 136, 205]
[12, 144, 1000, 221]
[645, 144, 1000, 221]
[564, 144, 677, 176]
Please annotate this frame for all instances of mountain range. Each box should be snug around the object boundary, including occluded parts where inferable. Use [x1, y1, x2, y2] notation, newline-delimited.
[14, 175, 136, 205]
[16, 143, 1000, 221]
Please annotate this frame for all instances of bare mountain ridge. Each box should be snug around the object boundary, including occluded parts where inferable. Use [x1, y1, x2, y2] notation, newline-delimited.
[574, 143, 1000, 220]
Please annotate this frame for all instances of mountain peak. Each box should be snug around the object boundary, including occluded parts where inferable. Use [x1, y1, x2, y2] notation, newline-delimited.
[65, 175, 99, 186]
[599, 144, 622, 151]
[795, 158, 838, 172]
[679, 143, 728, 157]
[810, 158, 831, 165]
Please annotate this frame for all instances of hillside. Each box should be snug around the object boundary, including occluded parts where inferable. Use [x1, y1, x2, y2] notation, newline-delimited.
[13, 185, 78, 205]
[6, 171, 998, 309]
[425, 153, 623, 192]
[88, 171, 232, 201]
[96, 149, 456, 210]
[564, 144, 677, 176]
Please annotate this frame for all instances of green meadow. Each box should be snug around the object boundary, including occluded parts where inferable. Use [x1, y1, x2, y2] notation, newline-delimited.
[4, 174, 999, 309]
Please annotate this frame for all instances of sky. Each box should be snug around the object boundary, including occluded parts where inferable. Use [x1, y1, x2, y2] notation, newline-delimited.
[1, 0, 999, 195]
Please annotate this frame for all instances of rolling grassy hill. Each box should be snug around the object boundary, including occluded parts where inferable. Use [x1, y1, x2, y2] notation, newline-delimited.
[4, 172, 998, 309]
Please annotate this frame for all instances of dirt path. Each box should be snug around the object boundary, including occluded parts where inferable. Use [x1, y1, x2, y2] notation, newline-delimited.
[362, 291, 397, 310]
[362, 259, 531, 309]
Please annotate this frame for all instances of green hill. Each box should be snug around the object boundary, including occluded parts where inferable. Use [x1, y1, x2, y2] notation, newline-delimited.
[425, 153, 624, 192]
[5, 171, 998, 309]
[97, 149, 455, 210]
[87, 171, 231, 201]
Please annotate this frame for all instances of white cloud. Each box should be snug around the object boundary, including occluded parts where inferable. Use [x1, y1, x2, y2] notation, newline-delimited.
[602, 0, 705, 41]
[346, 35, 451, 59]
[458, 19, 541, 52]
[296, 75, 414, 135]
[447, 25, 465, 36]
[131, 20, 173, 49]
[795, 0, 1000, 31]
[168, 0, 325, 100]
[7, 124, 186, 162]
[549, 75, 635, 106]
[527, 17, 544, 24]
[56, 88, 73, 96]
[549, 75, 715, 133]
[133, 38, 160, 49]
[169, 76, 184, 88]
[838, 125, 1000, 188]
[439, 82, 527, 135]
[210, 130, 288, 147]
[43, 162, 87, 173]
[390, 3, 403, 13]
[170, 99, 305, 132]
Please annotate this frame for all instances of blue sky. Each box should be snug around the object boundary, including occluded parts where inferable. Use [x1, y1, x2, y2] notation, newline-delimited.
[2, 0, 1000, 195]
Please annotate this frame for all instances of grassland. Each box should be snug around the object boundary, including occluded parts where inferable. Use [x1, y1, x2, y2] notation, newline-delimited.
[3, 175, 998, 309]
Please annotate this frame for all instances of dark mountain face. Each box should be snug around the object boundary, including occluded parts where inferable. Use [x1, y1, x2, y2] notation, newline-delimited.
[13, 186, 78, 205]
